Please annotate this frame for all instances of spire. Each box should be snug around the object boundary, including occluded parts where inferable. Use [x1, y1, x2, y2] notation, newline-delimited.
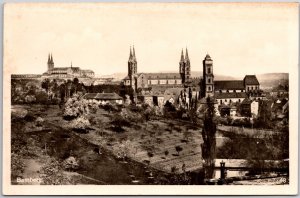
[185, 48, 190, 61]
[133, 45, 136, 62]
[50, 53, 54, 64]
[47, 53, 50, 63]
[128, 46, 133, 62]
[180, 48, 184, 62]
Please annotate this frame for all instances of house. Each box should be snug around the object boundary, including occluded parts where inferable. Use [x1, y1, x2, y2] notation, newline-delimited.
[214, 92, 247, 105]
[83, 93, 123, 105]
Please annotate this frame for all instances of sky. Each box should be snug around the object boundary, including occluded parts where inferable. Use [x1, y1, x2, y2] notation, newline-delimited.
[4, 3, 298, 78]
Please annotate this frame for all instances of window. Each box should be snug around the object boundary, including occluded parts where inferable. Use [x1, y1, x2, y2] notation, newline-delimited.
[239, 99, 241, 102]
[208, 86, 211, 91]
[234, 90, 236, 93]
[220, 100, 222, 104]
[229, 99, 232, 103]
[227, 90, 229, 93]
[219, 90, 222, 93]
[208, 68, 211, 74]
[225, 99, 227, 102]
[208, 78, 211, 83]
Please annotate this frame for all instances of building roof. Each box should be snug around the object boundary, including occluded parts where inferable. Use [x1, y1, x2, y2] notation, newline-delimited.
[214, 80, 245, 90]
[214, 92, 247, 99]
[244, 75, 260, 85]
[241, 97, 252, 105]
[143, 73, 181, 79]
[81, 69, 94, 73]
[83, 93, 122, 100]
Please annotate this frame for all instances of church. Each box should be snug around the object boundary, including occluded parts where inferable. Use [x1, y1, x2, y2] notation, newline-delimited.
[123, 46, 262, 112]
[43, 54, 95, 78]
[123, 47, 192, 91]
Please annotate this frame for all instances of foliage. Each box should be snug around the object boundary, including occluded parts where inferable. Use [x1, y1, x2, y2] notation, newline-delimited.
[40, 158, 72, 185]
[69, 116, 91, 132]
[35, 117, 44, 127]
[63, 156, 79, 171]
[25, 95, 36, 103]
[201, 97, 217, 179]
[63, 94, 89, 120]
[11, 152, 25, 180]
[175, 145, 183, 155]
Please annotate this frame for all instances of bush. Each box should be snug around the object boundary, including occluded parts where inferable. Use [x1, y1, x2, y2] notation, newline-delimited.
[69, 116, 91, 133]
[25, 95, 36, 103]
[63, 95, 89, 120]
[35, 117, 44, 127]
[24, 112, 36, 122]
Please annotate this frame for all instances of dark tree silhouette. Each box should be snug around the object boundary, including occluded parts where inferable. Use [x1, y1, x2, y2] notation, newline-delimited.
[201, 96, 217, 179]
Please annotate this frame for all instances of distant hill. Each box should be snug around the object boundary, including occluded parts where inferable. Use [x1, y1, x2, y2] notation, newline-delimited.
[256, 73, 289, 90]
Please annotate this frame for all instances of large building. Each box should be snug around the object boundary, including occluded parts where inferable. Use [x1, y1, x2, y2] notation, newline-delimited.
[123, 47, 191, 91]
[43, 54, 95, 78]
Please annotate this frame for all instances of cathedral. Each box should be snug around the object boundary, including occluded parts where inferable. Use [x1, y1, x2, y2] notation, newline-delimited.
[123, 47, 192, 91]
[43, 54, 95, 78]
[123, 46, 262, 110]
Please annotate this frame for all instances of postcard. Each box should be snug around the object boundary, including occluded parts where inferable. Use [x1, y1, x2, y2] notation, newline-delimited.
[3, 2, 298, 195]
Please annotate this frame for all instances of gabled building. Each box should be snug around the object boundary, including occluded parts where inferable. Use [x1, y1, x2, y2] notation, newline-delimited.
[43, 54, 95, 78]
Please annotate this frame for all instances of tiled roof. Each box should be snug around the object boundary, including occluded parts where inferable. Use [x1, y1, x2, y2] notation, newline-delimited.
[83, 93, 122, 100]
[244, 75, 260, 85]
[144, 73, 181, 79]
[214, 92, 247, 99]
[214, 80, 245, 90]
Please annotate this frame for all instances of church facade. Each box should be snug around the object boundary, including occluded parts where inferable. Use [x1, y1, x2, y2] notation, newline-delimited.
[43, 54, 95, 78]
[123, 47, 192, 91]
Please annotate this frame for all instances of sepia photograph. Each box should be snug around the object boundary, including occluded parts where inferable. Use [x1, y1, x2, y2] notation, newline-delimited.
[2, 2, 298, 195]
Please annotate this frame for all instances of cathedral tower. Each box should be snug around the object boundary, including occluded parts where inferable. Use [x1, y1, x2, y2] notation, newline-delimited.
[179, 48, 191, 84]
[184, 48, 191, 83]
[47, 53, 54, 71]
[179, 49, 185, 83]
[202, 54, 214, 97]
[128, 46, 137, 89]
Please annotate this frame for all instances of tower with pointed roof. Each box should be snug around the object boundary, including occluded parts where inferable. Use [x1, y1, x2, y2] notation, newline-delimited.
[179, 48, 191, 84]
[128, 46, 138, 89]
[47, 53, 54, 72]
[179, 49, 185, 83]
[184, 48, 191, 83]
[202, 54, 214, 97]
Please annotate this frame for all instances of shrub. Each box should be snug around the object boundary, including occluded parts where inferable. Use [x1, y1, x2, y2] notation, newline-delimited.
[25, 95, 36, 103]
[63, 95, 89, 120]
[175, 145, 183, 155]
[164, 150, 169, 156]
[24, 112, 36, 122]
[63, 156, 79, 171]
[35, 117, 44, 127]
[69, 116, 91, 133]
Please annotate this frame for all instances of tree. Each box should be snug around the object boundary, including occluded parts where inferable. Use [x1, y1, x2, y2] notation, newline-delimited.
[41, 78, 50, 92]
[175, 145, 183, 156]
[201, 96, 217, 179]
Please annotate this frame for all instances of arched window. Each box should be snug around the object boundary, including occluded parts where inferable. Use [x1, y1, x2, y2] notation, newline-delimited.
[229, 99, 232, 103]
[208, 68, 211, 74]
[208, 78, 211, 83]
[220, 99, 222, 104]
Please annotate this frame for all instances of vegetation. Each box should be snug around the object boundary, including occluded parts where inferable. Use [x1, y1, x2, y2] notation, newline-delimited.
[201, 97, 217, 179]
